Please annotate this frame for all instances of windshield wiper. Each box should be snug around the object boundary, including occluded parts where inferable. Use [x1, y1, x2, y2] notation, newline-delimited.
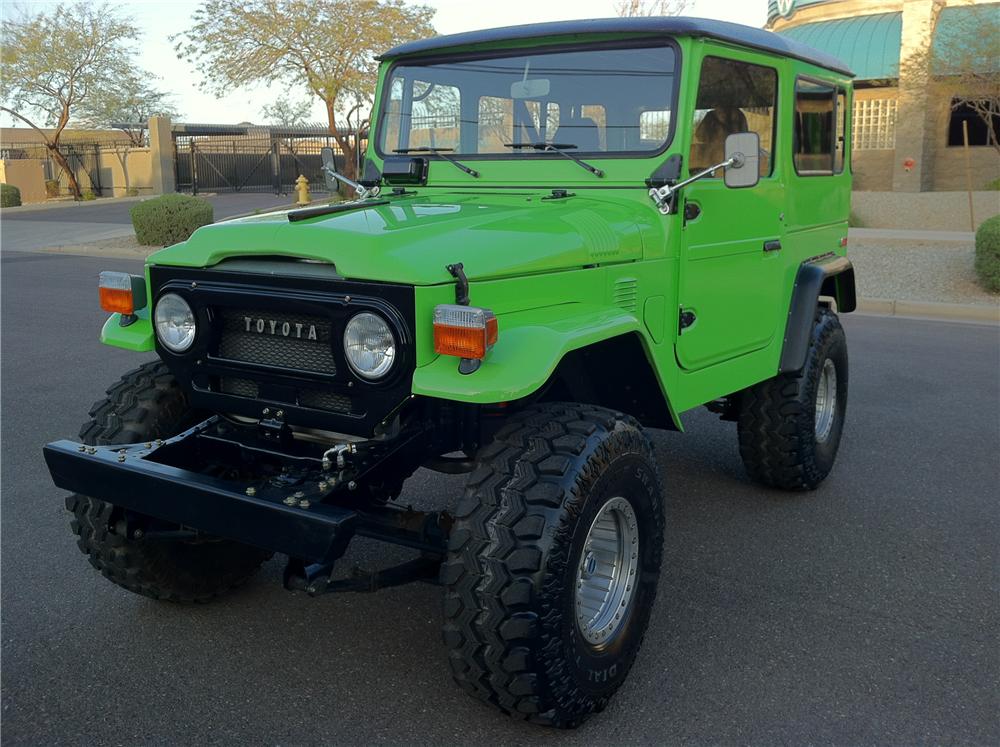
[503, 142, 604, 177]
[393, 147, 479, 178]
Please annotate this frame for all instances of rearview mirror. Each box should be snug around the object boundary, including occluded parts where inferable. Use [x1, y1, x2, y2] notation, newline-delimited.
[320, 146, 339, 192]
[724, 132, 760, 189]
[511, 78, 550, 99]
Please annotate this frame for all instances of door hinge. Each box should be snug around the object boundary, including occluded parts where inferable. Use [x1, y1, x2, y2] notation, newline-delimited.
[678, 309, 696, 333]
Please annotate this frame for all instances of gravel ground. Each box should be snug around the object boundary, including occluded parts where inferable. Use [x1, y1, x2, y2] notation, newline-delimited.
[848, 239, 999, 306]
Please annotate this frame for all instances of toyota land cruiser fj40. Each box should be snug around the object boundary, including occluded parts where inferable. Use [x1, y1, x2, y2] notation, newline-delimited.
[45, 17, 856, 727]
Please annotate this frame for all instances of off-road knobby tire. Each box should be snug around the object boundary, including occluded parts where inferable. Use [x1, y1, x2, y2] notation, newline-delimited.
[737, 307, 848, 490]
[442, 403, 665, 727]
[67, 360, 271, 603]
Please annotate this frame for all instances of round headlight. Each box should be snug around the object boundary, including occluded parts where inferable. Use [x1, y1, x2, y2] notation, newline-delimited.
[154, 293, 197, 353]
[343, 312, 395, 380]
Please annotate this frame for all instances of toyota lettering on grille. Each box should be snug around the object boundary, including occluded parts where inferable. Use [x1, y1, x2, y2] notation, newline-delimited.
[244, 316, 318, 341]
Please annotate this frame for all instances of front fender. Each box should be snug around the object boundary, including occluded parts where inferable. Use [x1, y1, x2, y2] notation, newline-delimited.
[100, 312, 155, 352]
[411, 303, 642, 403]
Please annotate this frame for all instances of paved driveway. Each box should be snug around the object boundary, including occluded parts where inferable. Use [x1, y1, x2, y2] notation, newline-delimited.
[0, 194, 299, 251]
[1, 251, 997, 745]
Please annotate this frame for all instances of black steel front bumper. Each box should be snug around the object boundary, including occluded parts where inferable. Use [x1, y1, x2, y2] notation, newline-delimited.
[43, 419, 361, 565]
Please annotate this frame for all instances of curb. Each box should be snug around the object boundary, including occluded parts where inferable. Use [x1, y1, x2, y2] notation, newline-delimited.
[857, 297, 999, 324]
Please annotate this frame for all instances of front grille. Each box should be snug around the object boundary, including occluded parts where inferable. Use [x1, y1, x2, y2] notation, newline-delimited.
[299, 388, 353, 413]
[217, 308, 336, 374]
[219, 377, 258, 398]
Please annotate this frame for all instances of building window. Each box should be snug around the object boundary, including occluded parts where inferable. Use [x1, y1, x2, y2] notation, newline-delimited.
[947, 100, 1000, 147]
[852, 99, 897, 150]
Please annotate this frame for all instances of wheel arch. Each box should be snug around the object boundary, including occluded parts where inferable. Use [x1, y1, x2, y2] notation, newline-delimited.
[778, 254, 855, 374]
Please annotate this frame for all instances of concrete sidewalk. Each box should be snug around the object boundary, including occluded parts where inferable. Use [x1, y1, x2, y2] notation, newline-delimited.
[849, 227, 976, 243]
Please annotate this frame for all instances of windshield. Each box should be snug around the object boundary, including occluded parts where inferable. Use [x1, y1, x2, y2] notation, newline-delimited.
[377, 43, 677, 157]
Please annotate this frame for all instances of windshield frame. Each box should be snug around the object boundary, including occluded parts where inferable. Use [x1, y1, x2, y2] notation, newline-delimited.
[373, 37, 682, 162]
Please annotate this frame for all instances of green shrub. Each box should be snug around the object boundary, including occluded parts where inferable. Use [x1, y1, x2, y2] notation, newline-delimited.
[984, 177, 1000, 191]
[45, 179, 60, 197]
[80, 189, 97, 201]
[974, 214, 1000, 292]
[0, 183, 21, 207]
[848, 210, 864, 228]
[130, 193, 214, 246]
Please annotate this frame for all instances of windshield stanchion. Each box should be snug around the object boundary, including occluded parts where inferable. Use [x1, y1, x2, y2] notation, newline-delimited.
[503, 143, 603, 177]
[393, 147, 480, 178]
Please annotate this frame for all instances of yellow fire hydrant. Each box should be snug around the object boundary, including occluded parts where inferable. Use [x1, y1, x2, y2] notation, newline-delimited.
[295, 174, 311, 206]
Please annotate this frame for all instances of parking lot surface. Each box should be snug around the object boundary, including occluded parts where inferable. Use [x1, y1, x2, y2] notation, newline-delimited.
[1, 250, 997, 745]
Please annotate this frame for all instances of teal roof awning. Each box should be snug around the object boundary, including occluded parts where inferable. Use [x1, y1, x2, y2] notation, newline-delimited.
[777, 12, 902, 80]
[932, 3, 1000, 74]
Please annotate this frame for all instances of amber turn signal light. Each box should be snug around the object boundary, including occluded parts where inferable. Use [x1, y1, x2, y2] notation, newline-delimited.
[99, 271, 147, 315]
[433, 304, 498, 360]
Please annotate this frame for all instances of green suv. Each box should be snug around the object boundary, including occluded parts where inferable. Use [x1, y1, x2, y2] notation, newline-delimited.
[45, 17, 856, 727]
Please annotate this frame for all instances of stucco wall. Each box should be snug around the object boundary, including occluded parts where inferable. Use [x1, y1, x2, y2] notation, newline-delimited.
[0, 159, 47, 203]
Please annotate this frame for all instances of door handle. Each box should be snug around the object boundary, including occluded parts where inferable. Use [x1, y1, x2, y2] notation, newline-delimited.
[763, 239, 782, 253]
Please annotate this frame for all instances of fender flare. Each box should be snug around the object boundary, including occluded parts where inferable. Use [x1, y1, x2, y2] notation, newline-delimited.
[411, 302, 682, 428]
[778, 254, 856, 374]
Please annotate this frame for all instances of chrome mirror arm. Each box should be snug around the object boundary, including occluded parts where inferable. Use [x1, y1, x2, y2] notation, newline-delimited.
[322, 164, 380, 201]
[647, 154, 741, 215]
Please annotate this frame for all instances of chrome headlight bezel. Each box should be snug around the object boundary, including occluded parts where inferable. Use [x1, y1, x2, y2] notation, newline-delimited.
[153, 292, 197, 353]
[343, 311, 396, 380]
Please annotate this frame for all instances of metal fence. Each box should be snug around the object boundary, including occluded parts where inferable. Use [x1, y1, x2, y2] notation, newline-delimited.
[0, 140, 104, 194]
[172, 126, 361, 195]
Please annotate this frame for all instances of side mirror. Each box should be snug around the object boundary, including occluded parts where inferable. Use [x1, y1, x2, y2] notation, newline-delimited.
[723, 132, 760, 189]
[320, 146, 339, 193]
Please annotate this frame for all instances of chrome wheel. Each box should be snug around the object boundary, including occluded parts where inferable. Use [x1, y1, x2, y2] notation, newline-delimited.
[814, 358, 838, 443]
[575, 496, 640, 647]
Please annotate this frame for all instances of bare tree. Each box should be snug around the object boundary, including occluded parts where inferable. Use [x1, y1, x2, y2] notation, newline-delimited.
[173, 0, 436, 179]
[76, 74, 178, 195]
[901, 3, 1000, 156]
[0, 2, 140, 198]
[615, 0, 690, 16]
[261, 96, 315, 128]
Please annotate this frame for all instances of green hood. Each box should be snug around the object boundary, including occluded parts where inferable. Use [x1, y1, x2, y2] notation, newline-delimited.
[147, 193, 647, 285]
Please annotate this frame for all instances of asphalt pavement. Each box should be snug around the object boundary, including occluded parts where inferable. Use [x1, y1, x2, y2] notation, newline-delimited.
[1, 250, 998, 745]
[0, 193, 295, 250]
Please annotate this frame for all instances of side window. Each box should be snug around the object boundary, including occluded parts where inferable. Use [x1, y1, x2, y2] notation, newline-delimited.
[689, 56, 777, 177]
[793, 79, 839, 175]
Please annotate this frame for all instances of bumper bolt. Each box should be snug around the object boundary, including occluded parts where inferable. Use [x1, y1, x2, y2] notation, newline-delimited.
[155, 439, 164, 446]
[293, 491, 305, 499]
[283, 496, 298, 506]
[117, 454, 126, 462]
[144, 442, 153, 448]
[275, 409, 284, 419]
[262, 407, 271, 416]
[78, 445, 87, 452]
[246, 487, 256, 497]
[132, 529, 144, 539]
[348, 481, 357, 491]
[298, 499, 311, 508]
[318, 480, 329, 491]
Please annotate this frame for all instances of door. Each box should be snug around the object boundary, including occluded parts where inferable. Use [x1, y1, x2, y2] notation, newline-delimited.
[676, 54, 785, 371]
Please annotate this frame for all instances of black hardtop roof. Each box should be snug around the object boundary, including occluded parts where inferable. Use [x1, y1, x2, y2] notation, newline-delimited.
[380, 16, 854, 77]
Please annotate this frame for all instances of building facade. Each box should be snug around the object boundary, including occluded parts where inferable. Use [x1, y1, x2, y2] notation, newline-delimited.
[767, 0, 1000, 192]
